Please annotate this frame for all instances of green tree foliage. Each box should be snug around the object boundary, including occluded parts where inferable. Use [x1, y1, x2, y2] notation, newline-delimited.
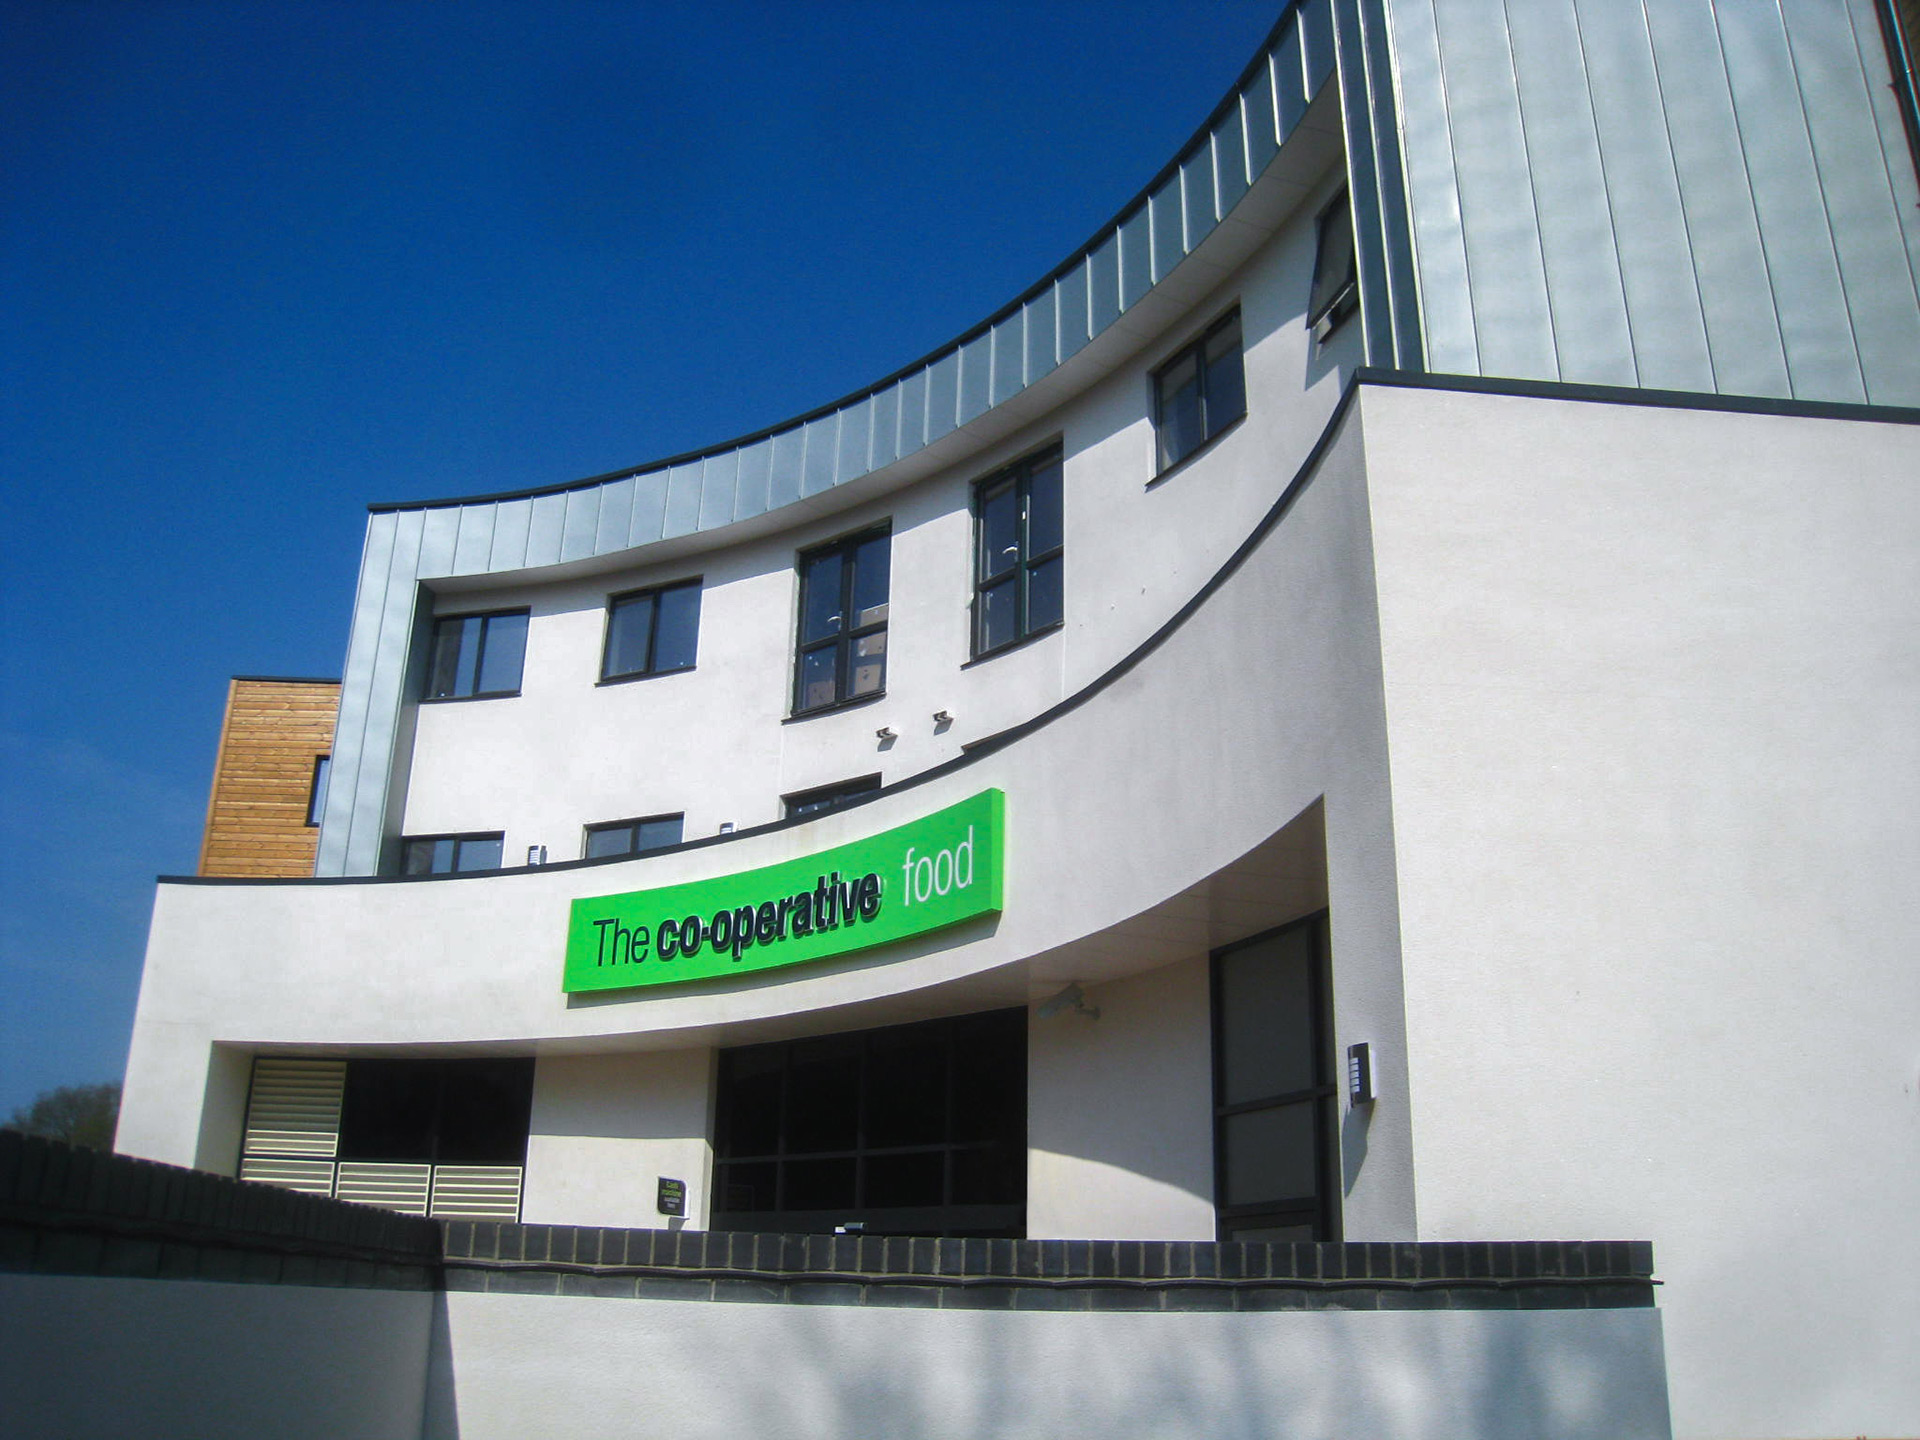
[6, 1082, 120, 1150]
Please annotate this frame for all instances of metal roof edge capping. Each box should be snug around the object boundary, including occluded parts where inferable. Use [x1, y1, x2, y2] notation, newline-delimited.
[315, 2, 1342, 877]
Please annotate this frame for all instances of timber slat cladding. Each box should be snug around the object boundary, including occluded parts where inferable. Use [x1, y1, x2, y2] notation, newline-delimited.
[199, 677, 340, 878]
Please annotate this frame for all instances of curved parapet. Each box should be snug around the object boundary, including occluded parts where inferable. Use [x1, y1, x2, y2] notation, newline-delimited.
[318, 1, 1343, 878]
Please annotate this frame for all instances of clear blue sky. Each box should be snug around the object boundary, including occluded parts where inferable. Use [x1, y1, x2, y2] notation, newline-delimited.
[0, 0, 1282, 1117]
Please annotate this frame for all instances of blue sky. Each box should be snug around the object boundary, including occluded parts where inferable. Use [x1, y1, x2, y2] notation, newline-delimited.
[0, 0, 1282, 1117]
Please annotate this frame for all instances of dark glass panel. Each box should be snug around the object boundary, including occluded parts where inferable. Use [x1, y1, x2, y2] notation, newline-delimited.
[979, 480, 1019, 581]
[475, 612, 527, 695]
[800, 550, 843, 644]
[402, 838, 438, 875]
[1203, 315, 1245, 435]
[864, 1151, 944, 1209]
[1218, 927, 1316, 1104]
[1025, 556, 1063, 633]
[977, 579, 1016, 653]
[651, 584, 700, 671]
[850, 532, 890, 626]
[716, 1048, 784, 1159]
[635, 816, 683, 852]
[1026, 455, 1063, 556]
[427, 616, 477, 698]
[783, 1156, 856, 1211]
[786, 1034, 861, 1153]
[454, 836, 503, 872]
[1225, 1219, 1315, 1242]
[850, 631, 886, 697]
[1309, 201, 1356, 323]
[338, 1060, 440, 1162]
[434, 1058, 535, 1164]
[306, 755, 330, 826]
[866, 1028, 947, 1148]
[798, 645, 838, 711]
[718, 1160, 777, 1213]
[949, 1010, 1026, 1144]
[951, 1144, 1023, 1205]
[585, 825, 635, 860]
[1157, 350, 1203, 469]
[603, 593, 655, 678]
[1222, 1103, 1317, 1208]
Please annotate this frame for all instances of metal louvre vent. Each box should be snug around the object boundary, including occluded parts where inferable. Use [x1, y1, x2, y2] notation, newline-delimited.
[429, 1165, 524, 1220]
[238, 1155, 337, 1196]
[335, 1161, 432, 1215]
[241, 1058, 345, 1157]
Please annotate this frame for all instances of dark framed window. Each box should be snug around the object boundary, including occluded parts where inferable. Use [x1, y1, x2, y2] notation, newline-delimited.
[1211, 912, 1338, 1242]
[601, 579, 700, 682]
[1154, 309, 1245, 473]
[583, 813, 684, 859]
[400, 832, 505, 875]
[972, 446, 1064, 657]
[305, 755, 330, 828]
[425, 610, 528, 700]
[783, 775, 882, 821]
[794, 527, 890, 714]
[1307, 190, 1359, 336]
[711, 1008, 1027, 1237]
[337, 1058, 535, 1167]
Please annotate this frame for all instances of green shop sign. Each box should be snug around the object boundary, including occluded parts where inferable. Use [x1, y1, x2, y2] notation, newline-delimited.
[564, 790, 1004, 994]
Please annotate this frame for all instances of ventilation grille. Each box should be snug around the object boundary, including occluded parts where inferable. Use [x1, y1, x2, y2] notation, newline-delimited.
[335, 1161, 432, 1215]
[238, 1155, 337, 1196]
[241, 1058, 345, 1157]
[430, 1165, 525, 1220]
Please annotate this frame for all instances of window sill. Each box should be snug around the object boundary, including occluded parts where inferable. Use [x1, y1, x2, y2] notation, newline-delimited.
[420, 690, 522, 705]
[595, 665, 695, 689]
[784, 690, 888, 724]
[962, 620, 1064, 670]
[1148, 410, 1246, 489]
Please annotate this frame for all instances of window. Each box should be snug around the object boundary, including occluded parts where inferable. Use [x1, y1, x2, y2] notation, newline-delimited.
[1211, 913, 1337, 1241]
[1154, 309, 1245, 473]
[401, 832, 505, 875]
[972, 446, 1064, 657]
[583, 814, 684, 859]
[305, 755, 330, 827]
[425, 610, 528, 700]
[1307, 190, 1358, 336]
[711, 1009, 1027, 1237]
[794, 527, 889, 714]
[783, 775, 882, 821]
[601, 579, 700, 682]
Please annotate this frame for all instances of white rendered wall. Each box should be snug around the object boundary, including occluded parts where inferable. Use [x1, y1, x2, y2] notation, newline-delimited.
[523, 1049, 714, 1229]
[426, 1291, 1671, 1440]
[1360, 387, 1920, 1440]
[1027, 957, 1217, 1240]
[0, 1274, 433, 1440]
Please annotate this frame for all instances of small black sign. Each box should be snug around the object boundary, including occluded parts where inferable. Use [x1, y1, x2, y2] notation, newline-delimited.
[656, 1176, 687, 1217]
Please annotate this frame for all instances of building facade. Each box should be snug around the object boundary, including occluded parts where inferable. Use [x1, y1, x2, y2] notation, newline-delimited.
[120, 3, 1920, 1437]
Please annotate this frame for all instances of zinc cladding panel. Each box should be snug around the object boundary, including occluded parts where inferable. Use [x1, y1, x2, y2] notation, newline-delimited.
[242, 1058, 346, 1158]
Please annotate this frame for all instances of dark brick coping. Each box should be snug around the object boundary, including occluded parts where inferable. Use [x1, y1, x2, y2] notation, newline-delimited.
[4, 1134, 1656, 1312]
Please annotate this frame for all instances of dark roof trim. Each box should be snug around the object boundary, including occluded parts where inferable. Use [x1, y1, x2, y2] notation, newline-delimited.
[229, 675, 343, 686]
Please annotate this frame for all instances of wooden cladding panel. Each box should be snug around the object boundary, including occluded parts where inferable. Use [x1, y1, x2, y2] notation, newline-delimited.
[198, 678, 340, 878]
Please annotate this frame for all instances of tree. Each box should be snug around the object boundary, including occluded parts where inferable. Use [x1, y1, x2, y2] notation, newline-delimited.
[6, 1082, 120, 1150]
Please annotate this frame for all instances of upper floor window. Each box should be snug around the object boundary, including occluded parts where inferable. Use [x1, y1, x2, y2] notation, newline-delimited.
[401, 832, 505, 875]
[1154, 309, 1245, 474]
[584, 814, 685, 859]
[305, 755, 330, 828]
[1307, 190, 1358, 337]
[973, 446, 1064, 658]
[425, 610, 528, 700]
[602, 580, 700, 683]
[784, 775, 881, 820]
[794, 527, 890, 715]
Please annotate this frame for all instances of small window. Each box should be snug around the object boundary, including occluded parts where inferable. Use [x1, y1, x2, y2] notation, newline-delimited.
[583, 814, 685, 859]
[401, 832, 505, 875]
[1307, 190, 1358, 335]
[601, 580, 701, 682]
[973, 446, 1064, 657]
[1154, 310, 1245, 474]
[305, 755, 330, 828]
[794, 527, 890, 714]
[425, 611, 528, 700]
[784, 775, 882, 821]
